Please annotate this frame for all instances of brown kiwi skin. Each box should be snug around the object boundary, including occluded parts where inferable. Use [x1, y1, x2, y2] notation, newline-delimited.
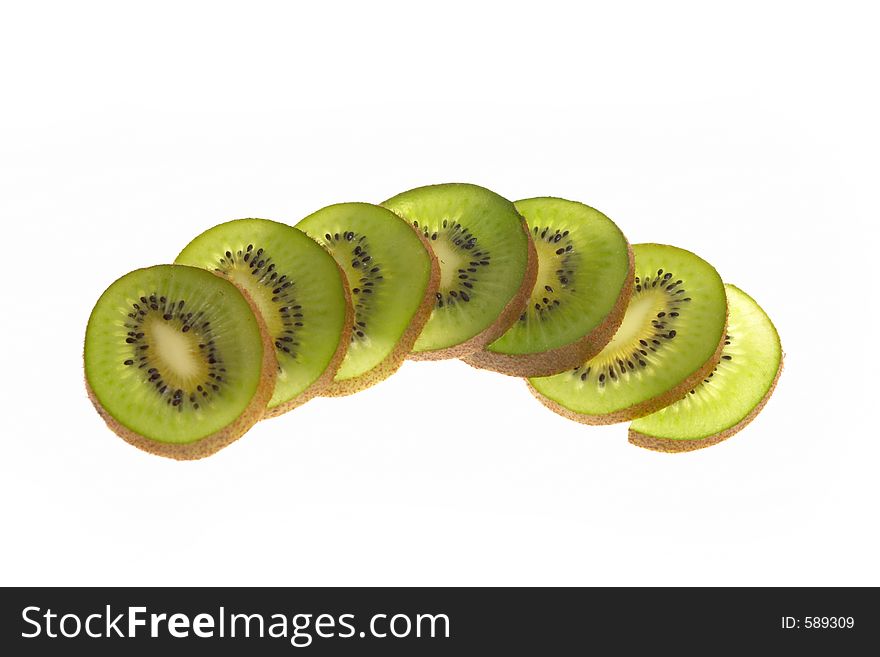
[407, 212, 539, 361]
[263, 263, 354, 417]
[84, 275, 278, 461]
[526, 306, 730, 426]
[628, 354, 783, 453]
[463, 244, 635, 377]
[322, 224, 441, 396]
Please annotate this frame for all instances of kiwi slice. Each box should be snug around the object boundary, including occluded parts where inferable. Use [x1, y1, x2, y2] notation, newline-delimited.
[463, 197, 634, 376]
[629, 284, 782, 452]
[175, 219, 352, 417]
[295, 202, 440, 395]
[527, 243, 727, 424]
[382, 183, 537, 359]
[84, 265, 276, 459]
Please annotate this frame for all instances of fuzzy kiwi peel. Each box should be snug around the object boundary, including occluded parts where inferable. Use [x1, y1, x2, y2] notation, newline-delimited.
[84, 265, 277, 460]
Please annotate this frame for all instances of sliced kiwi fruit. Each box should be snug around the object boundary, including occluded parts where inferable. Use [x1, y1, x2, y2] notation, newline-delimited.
[463, 197, 634, 377]
[84, 264, 276, 460]
[629, 284, 782, 452]
[527, 243, 728, 424]
[175, 219, 352, 417]
[381, 183, 537, 359]
[295, 202, 440, 395]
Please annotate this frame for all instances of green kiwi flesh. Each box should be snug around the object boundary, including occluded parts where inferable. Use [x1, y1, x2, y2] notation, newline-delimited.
[84, 264, 276, 459]
[382, 183, 537, 358]
[527, 243, 727, 424]
[464, 197, 634, 376]
[629, 284, 782, 451]
[296, 202, 439, 395]
[175, 219, 351, 416]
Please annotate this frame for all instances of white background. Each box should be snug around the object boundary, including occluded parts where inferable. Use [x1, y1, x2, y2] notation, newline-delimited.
[1, 1, 877, 586]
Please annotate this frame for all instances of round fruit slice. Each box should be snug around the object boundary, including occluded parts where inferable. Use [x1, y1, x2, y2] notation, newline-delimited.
[84, 264, 276, 460]
[527, 243, 727, 424]
[382, 183, 537, 359]
[464, 197, 634, 377]
[296, 202, 440, 395]
[175, 219, 352, 417]
[629, 284, 782, 452]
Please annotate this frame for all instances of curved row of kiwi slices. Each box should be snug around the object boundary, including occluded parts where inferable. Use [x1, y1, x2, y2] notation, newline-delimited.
[84, 183, 782, 459]
[382, 183, 538, 359]
[175, 218, 352, 417]
[628, 284, 783, 452]
[464, 197, 634, 377]
[295, 203, 440, 395]
[84, 264, 276, 459]
[527, 243, 728, 424]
